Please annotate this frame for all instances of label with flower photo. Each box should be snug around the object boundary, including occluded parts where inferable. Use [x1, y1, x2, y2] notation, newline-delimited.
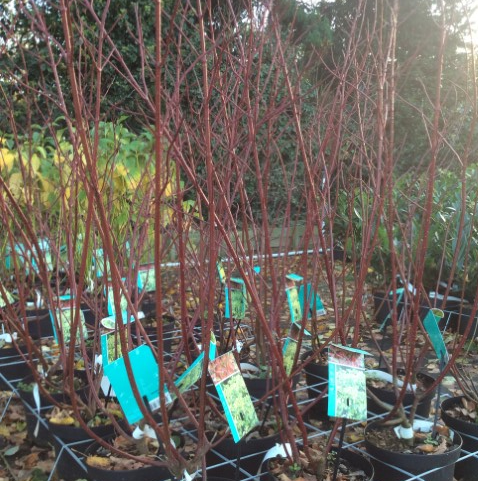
[208, 351, 258, 442]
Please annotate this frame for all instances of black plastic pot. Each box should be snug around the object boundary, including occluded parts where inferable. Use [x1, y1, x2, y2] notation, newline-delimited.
[366, 369, 436, 418]
[0, 344, 31, 389]
[22, 309, 54, 339]
[48, 417, 118, 481]
[206, 431, 281, 480]
[447, 306, 478, 339]
[373, 290, 461, 330]
[259, 446, 374, 480]
[364, 420, 462, 481]
[18, 370, 89, 407]
[18, 370, 90, 446]
[373, 291, 405, 326]
[303, 352, 329, 419]
[84, 435, 177, 481]
[441, 395, 478, 480]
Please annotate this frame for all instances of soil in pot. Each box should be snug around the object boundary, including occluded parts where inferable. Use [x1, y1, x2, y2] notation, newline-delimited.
[47, 405, 124, 481]
[259, 442, 374, 481]
[84, 432, 187, 481]
[441, 395, 478, 481]
[364, 420, 462, 481]
[366, 369, 436, 417]
[17, 371, 89, 447]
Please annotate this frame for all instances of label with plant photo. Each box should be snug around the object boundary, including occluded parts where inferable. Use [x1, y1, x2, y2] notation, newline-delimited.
[101, 331, 123, 366]
[327, 344, 370, 421]
[0, 286, 15, 308]
[225, 278, 247, 320]
[49, 295, 88, 344]
[137, 263, 156, 293]
[104, 344, 172, 424]
[172, 334, 217, 399]
[208, 351, 258, 442]
[286, 275, 303, 323]
[282, 337, 299, 376]
[216, 260, 227, 284]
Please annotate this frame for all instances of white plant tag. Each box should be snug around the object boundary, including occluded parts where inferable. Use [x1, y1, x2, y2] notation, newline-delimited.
[261, 443, 293, 462]
[132, 424, 158, 440]
[33, 383, 41, 437]
[394, 425, 414, 439]
[0, 332, 17, 343]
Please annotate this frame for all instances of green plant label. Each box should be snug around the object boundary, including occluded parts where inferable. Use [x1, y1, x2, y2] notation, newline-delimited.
[327, 344, 369, 421]
[137, 264, 156, 293]
[49, 295, 88, 344]
[104, 344, 172, 424]
[0, 287, 15, 308]
[423, 308, 449, 362]
[208, 351, 258, 442]
[299, 283, 326, 318]
[172, 335, 217, 399]
[286, 278, 302, 323]
[225, 278, 247, 319]
[282, 337, 299, 375]
[101, 331, 123, 365]
[217, 260, 227, 284]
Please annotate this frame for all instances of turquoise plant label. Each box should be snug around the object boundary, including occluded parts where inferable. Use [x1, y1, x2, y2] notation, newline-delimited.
[327, 344, 369, 421]
[104, 344, 172, 424]
[423, 308, 448, 362]
[105, 280, 130, 321]
[299, 283, 326, 318]
[208, 351, 258, 442]
[225, 278, 247, 319]
[49, 295, 88, 344]
[137, 263, 156, 293]
[93, 248, 110, 278]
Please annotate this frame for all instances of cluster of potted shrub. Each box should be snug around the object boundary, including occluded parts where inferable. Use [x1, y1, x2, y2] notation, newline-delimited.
[1, 235, 478, 481]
